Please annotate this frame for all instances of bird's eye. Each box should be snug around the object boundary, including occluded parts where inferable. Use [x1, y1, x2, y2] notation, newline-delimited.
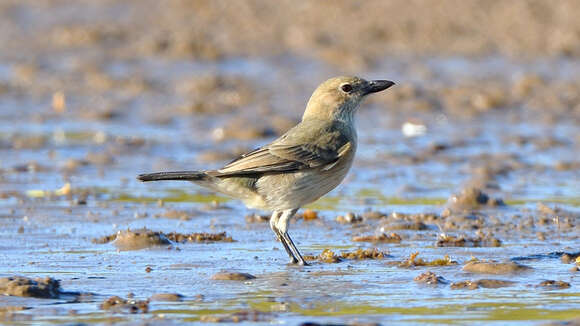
[340, 84, 353, 93]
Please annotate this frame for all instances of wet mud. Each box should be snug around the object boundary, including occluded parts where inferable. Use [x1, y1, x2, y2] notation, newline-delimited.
[0, 276, 78, 299]
[463, 261, 533, 275]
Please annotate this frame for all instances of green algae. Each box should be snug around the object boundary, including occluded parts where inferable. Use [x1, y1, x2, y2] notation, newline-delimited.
[116, 189, 231, 205]
[111, 185, 580, 209]
[35, 300, 580, 325]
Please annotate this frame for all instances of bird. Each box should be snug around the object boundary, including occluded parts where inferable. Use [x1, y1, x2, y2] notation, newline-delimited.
[138, 76, 394, 265]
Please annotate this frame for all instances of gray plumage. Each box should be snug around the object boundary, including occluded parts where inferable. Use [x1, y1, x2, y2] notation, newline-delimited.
[138, 76, 394, 265]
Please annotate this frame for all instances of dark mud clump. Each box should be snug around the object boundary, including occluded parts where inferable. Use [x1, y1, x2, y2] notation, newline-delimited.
[414, 271, 449, 285]
[305, 248, 388, 263]
[0, 276, 63, 299]
[463, 261, 532, 275]
[561, 252, 580, 264]
[245, 213, 270, 223]
[352, 232, 402, 243]
[199, 310, 272, 323]
[451, 279, 516, 290]
[436, 232, 502, 247]
[538, 280, 571, 290]
[211, 272, 256, 281]
[398, 252, 457, 268]
[342, 248, 388, 260]
[537, 203, 580, 220]
[92, 234, 118, 244]
[92, 229, 171, 250]
[362, 211, 388, 220]
[93, 229, 234, 250]
[381, 221, 428, 231]
[536, 203, 579, 232]
[100, 296, 149, 313]
[159, 209, 193, 220]
[149, 293, 184, 302]
[304, 249, 342, 263]
[336, 212, 364, 224]
[384, 212, 441, 225]
[446, 187, 505, 211]
[165, 231, 234, 243]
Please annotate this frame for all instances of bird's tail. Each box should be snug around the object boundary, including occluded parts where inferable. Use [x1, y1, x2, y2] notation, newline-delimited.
[137, 171, 208, 182]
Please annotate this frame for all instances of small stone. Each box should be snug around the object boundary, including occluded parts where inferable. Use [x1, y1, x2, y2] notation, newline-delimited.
[301, 209, 318, 220]
[352, 233, 402, 243]
[414, 271, 448, 284]
[451, 279, 515, 290]
[337, 212, 363, 224]
[100, 295, 149, 313]
[538, 280, 571, 289]
[245, 213, 270, 223]
[149, 293, 183, 302]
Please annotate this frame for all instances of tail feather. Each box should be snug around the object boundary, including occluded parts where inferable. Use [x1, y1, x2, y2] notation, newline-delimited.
[137, 171, 207, 182]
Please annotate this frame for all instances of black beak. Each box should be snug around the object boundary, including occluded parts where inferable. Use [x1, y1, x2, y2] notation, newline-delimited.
[364, 80, 395, 95]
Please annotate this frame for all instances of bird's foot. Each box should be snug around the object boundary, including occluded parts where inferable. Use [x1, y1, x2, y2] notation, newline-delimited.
[297, 259, 310, 266]
[273, 228, 299, 263]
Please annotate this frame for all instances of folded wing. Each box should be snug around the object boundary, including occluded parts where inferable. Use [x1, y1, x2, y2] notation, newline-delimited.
[211, 141, 351, 177]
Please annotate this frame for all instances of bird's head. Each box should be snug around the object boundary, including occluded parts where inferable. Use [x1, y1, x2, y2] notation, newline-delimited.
[302, 76, 394, 122]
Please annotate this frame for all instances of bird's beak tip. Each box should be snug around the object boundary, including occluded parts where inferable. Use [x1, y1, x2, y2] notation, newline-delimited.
[366, 80, 395, 94]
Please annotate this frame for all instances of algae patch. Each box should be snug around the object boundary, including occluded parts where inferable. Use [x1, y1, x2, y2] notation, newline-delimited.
[398, 252, 458, 268]
[304, 248, 389, 263]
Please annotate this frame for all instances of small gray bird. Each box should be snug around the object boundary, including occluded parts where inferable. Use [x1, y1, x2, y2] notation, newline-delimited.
[138, 76, 394, 265]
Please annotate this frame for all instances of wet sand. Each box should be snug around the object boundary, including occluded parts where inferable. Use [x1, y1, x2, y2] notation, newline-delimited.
[1, 1, 579, 325]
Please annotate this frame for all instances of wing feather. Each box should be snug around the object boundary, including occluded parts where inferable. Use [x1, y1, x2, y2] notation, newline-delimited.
[210, 120, 353, 177]
[213, 142, 350, 176]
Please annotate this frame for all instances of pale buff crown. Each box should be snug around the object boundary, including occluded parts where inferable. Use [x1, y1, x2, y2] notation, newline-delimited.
[302, 76, 367, 122]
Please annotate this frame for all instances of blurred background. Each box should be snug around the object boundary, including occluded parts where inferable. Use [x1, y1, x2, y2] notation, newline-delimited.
[0, 1, 579, 325]
[2, 0, 578, 195]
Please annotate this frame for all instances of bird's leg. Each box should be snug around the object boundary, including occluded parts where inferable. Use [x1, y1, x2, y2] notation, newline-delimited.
[282, 232, 308, 266]
[277, 209, 309, 266]
[269, 211, 281, 239]
[269, 211, 298, 264]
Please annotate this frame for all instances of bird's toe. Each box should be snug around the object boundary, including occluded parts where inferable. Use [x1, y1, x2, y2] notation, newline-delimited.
[297, 259, 310, 266]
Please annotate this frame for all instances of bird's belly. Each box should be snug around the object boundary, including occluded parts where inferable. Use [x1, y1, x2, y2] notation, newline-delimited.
[256, 156, 354, 210]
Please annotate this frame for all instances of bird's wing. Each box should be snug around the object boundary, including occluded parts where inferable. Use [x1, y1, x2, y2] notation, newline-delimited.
[211, 139, 352, 177]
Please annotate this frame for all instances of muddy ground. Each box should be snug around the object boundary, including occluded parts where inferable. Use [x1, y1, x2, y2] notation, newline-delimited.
[0, 1, 579, 325]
